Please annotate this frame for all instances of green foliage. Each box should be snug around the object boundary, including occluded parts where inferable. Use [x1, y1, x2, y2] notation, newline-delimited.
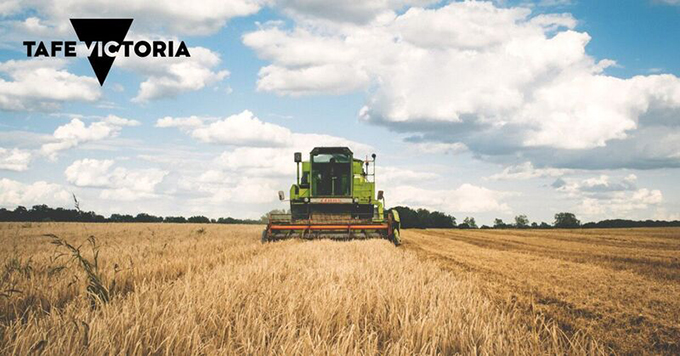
[514, 215, 530, 228]
[493, 218, 508, 228]
[554, 212, 581, 228]
[45, 234, 112, 308]
[460, 217, 477, 229]
[392, 206, 456, 228]
[0, 205, 259, 224]
[188, 216, 210, 223]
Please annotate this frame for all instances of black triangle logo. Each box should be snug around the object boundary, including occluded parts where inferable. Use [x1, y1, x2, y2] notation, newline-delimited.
[70, 18, 133, 86]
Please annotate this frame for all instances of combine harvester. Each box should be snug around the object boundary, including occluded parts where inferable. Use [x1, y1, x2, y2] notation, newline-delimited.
[263, 147, 401, 245]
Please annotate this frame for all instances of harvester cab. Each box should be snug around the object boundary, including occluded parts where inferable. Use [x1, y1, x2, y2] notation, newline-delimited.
[262, 147, 401, 245]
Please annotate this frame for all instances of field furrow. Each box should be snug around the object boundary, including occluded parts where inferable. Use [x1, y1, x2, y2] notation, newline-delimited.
[403, 228, 680, 355]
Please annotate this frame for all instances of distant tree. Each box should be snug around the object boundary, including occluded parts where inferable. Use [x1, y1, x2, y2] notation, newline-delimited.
[164, 216, 187, 223]
[480, 225, 491, 229]
[135, 213, 163, 223]
[461, 217, 477, 229]
[188, 215, 210, 224]
[514, 215, 530, 229]
[493, 218, 507, 229]
[554, 212, 580, 228]
[391, 206, 455, 229]
[531, 222, 538, 228]
[539, 222, 551, 229]
[429, 211, 456, 228]
[416, 208, 434, 227]
[14, 206, 28, 221]
[393, 207, 421, 228]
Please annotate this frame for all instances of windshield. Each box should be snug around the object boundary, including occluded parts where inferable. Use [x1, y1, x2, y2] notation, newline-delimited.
[312, 153, 351, 164]
[311, 153, 351, 196]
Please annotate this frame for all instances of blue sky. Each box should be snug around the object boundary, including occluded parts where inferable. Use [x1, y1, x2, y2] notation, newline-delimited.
[0, 0, 679, 225]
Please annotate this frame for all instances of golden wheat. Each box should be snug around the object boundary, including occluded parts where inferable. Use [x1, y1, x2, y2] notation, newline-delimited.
[404, 228, 680, 355]
[0, 223, 604, 355]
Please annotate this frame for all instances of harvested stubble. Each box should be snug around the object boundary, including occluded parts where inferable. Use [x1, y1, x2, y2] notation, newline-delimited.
[404, 228, 680, 355]
[0, 223, 600, 355]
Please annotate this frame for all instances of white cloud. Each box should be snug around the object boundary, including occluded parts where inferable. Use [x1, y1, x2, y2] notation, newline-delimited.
[0, 148, 32, 172]
[40, 116, 140, 159]
[190, 110, 292, 147]
[488, 162, 572, 180]
[8, 0, 264, 36]
[65, 159, 115, 187]
[407, 142, 468, 155]
[243, 1, 680, 168]
[158, 110, 373, 152]
[116, 46, 229, 102]
[187, 176, 279, 205]
[277, 0, 437, 24]
[380, 166, 439, 187]
[0, 59, 101, 111]
[13, 17, 53, 36]
[155, 116, 204, 129]
[215, 147, 293, 176]
[0, 178, 71, 208]
[553, 174, 638, 196]
[0, 0, 22, 16]
[65, 159, 168, 201]
[390, 183, 513, 214]
[553, 174, 663, 218]
[577, 189, 663, 218]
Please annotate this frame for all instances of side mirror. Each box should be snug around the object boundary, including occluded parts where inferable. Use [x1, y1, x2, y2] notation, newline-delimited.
[294, 152, 302, 163]
[278, 191, 285, 201]
[377, 190, 384, 200]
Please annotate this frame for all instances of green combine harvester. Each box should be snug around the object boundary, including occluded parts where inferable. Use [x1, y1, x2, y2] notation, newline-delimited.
[262, 147, 401, 245]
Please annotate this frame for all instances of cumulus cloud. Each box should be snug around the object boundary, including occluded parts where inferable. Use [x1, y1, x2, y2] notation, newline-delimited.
[277, 0, 437, 25]
[554, 174, 639, 196]
[0, 148, 32, 172]
[189, 110, 293, 147]
[155, 116, 204, 129]
[488, 162, 573, 180]
[243, 1, 680, 169]
[65, 159, 168, 201]
[407, 142, 468, 155]
[6, 0, 263, 36]
[379, 166, 439, 187]
[184, 176, 280, 205]
[553, 174, 663, 217]
[389, 183, 513, 214]
[158, 110, 372, 152]
[115, 45, 229, 102]
[158, 110, 377, 205]
[0, 59, 101, 111]
[41, 116, 141, 159]
[0, 178, 71, 207]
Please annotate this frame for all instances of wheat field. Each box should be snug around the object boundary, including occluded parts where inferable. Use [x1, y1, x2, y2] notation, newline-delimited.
[1, 223, 676, 355]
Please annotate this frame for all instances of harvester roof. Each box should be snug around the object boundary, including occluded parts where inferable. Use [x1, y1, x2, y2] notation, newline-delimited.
[310, 147, 353, 155]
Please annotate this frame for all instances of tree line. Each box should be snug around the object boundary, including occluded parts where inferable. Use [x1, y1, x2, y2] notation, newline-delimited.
[391, 207, 680, 229]
[1, 204, 678, 229]
[0, 205, 260, 224]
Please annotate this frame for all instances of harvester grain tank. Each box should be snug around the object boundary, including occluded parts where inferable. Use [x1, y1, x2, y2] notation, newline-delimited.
[263, 147, 401, 245]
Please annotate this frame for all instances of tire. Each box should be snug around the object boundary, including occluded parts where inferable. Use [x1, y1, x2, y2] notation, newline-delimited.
[391, 228, 401, 246]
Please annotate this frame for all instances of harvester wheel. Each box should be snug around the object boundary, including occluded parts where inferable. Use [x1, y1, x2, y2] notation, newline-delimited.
[387, 209, 402, 246]
[391, 228, 401, 246]
[261, 230, 268, 243]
